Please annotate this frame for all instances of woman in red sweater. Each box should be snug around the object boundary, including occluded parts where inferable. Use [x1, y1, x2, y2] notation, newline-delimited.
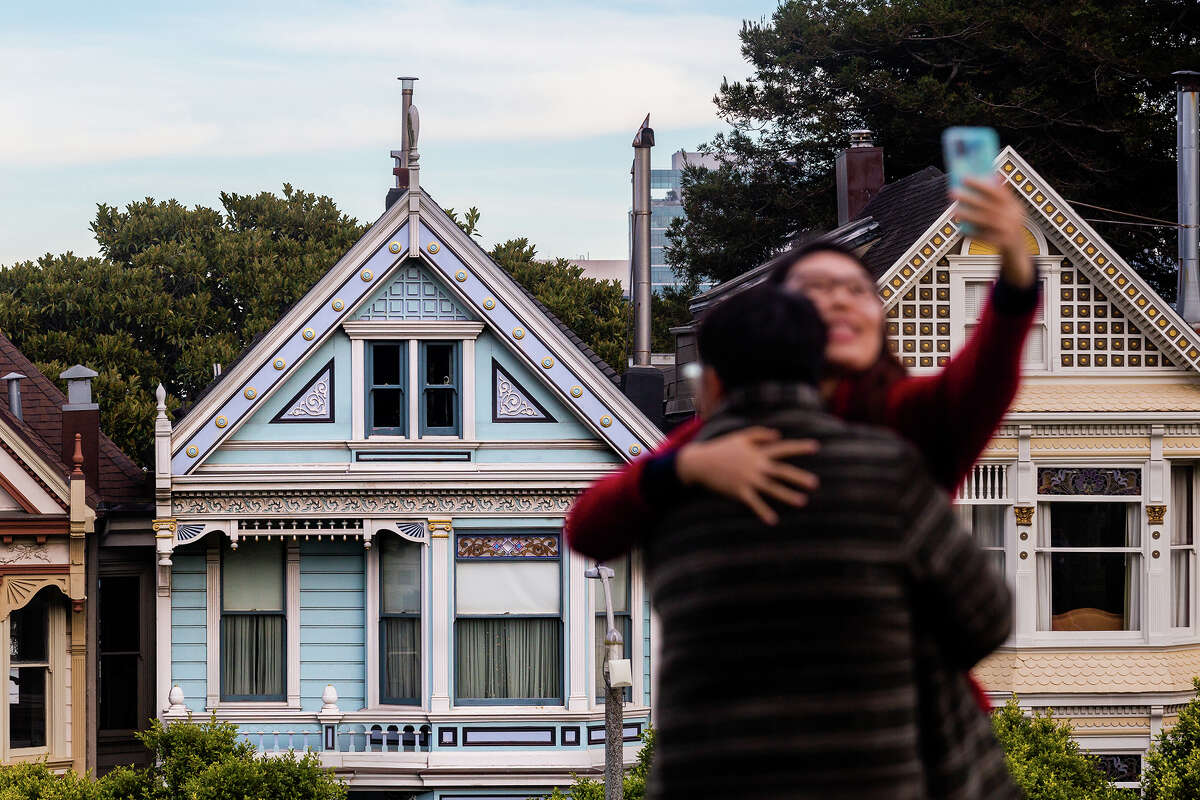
[567, 175, 1039, 561]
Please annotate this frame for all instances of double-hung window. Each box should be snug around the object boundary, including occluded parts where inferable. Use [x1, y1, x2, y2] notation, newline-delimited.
[221, 540, 286, 700]
[594, 555, 632, 702]
[420, 342, 460, 436]
[454, 533, 562, 704]
[368, 343, 407, 436]
[954, 505, 1006, 579]
[380, 536, 422, 704]
[9, 591, 51, 750]
[1036, 501, 1142, 632]
[1172, 465, 1196, 628]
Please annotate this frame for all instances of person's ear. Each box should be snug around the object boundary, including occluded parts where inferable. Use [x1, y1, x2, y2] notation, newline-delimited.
[697, 367, 725, 418]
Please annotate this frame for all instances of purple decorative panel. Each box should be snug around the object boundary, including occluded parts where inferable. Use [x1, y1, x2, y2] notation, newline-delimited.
[456, 535, 559, 559]
[1037, 468, 1141, 496]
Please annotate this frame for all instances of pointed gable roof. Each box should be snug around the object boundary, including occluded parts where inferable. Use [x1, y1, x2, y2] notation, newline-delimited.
[0, 333, 144, 507]
[872, 147, 1200, 375]
[170, 188, 657, 474]
[857, 166, 948, 279]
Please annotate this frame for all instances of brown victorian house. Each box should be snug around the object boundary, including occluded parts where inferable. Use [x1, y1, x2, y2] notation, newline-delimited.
[0, 333, 155, 773]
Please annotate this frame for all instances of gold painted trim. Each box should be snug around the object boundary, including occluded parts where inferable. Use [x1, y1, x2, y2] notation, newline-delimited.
[1147, 504, 1167, 524]
[1014, 506, 1035, 526]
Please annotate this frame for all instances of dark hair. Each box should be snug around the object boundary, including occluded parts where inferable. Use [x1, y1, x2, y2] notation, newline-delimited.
[766, 238, 908, 424]
[698, 284, 827, 391]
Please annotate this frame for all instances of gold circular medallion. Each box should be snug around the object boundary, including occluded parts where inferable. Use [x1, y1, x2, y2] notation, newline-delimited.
[244, 387, 257, 400]
[332, 299, 344, 312]
[388, 241, 401, 254]
[629, 444, 642, 456]
[600, 416, 612, 428]
[512, 327, 525, 340]
[483, 298, 496, 310]
[428, 242, 440, 254]
[570, 386, 582, 398]
[186, 446, 199, 458]
[455, 270, 467, 282]
[541, 357, 554, 369]
[215, 416, 228, 429]
[361, 269, 373, 282]
[273, 358, 285, 370]
[302, 328, 315, 341]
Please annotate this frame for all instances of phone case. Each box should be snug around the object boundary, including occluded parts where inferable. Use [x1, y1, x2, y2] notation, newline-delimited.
[943, 127, 999, 235]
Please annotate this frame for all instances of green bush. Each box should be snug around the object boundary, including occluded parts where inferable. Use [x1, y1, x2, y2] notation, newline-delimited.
[0, 717, 345, 800]
[1142, 678, 1200, 799]
[992, 697, 1128, 800]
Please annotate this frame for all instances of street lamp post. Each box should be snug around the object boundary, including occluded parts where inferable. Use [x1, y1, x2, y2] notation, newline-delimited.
[585, 564, 632, 800]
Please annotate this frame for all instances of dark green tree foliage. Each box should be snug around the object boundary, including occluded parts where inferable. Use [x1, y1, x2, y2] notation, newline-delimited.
[0, 717, 345, 799]
[992, 697, 1128, 800]
[0, 186, 367, 467]
[1141, 678, 1200, 798]
[669, 0, 1197, 293]
[490, 238, 631, 372]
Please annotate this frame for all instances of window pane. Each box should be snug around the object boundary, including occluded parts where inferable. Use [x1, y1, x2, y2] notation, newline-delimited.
[1049, 503, 1138, 548]
[1173, 466, 1194, 545]
[456, 561, 560, 615]
[9, 667, 46, 748]
[954, 506, 1005, 549]
[372, 344, 402, 386]
[1173, 550, 1191, 628]
[382, 537, 421, 614]
[382, 617, 420, 702]
[371, 388, 404, 431]
[223, 540, 284, 612]
[425, 388, 455, 430]
[220, 614, 284, 698]
[99, 654, 139, 730]
[594, 615, 632, 699]
[1043, 553, 1141, 630]
[10, 593, 48, 663]
[593, 556, 630, 614]
[425, 344, 453, 386]
[99, 576, 139, 653]
[455, 618, 561, 699]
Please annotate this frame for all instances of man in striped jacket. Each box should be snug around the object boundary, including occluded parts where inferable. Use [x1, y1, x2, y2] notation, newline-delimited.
[645, 285, 1016, 799]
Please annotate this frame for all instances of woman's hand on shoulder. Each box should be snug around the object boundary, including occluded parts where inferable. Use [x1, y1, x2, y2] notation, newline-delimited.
[953, 176, 1036, 289]
[675, 427, 820, 526]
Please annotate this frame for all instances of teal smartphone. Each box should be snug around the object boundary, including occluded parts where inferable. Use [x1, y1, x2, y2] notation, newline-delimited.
[942, 126, 999, 234]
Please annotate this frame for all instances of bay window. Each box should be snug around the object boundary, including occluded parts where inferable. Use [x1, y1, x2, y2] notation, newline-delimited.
[594, 556, 632, 702]
[9, 591, 50, 750]
[221, 540, 285, 700]
[380, 535, 421, 704]
[454, 533, 562, 704]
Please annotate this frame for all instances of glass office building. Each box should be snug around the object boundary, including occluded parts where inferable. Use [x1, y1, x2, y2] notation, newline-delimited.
[635, 150, 719, 293]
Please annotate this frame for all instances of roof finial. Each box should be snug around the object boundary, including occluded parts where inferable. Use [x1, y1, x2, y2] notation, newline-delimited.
[155, 383, 167, 417]
[71, 433, 84, 478]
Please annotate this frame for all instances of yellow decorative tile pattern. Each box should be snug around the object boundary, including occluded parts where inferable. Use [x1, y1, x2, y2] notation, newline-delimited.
[1058, 267, 1171, 368]
[1011, 383, 1200, 412]
[885, 266, 951, 369]
[973, 647, 1200, 693]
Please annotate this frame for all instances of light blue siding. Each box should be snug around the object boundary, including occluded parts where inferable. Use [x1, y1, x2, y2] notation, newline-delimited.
[171, 551, 208, 712]
[300, 540, 365, 712]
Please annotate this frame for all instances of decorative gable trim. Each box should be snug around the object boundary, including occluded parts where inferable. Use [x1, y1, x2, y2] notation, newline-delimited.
[0, 424, 68, 510]
[875, 147, 1200, 377]
[270, 360, 335, 424]
[492, 359, 555, 422]
[353, 261, 473, 321]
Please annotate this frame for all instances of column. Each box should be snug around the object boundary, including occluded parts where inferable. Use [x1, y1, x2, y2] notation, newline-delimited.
[428, 519, 452, 712]
[567, 547, 589, 711]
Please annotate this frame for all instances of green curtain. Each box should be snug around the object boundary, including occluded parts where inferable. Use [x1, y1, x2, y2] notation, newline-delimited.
[382, 617, 420, 701]
[221, 614, 284, 698]
[455, 618, 561, 700]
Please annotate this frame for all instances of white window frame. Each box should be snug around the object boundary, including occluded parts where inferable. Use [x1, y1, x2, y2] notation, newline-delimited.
[365, 528, 429, 710]
[1169, 463, 1198, 634]
[345, 322, 482, 444]
[1030, 464, 1148, 645]
[206, 537, 301, 710]
[2, 590, 68, 763]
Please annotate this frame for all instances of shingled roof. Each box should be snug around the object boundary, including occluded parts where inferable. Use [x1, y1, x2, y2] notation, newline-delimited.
[0, 333, 149, 509]
[857, 166, 948, 279]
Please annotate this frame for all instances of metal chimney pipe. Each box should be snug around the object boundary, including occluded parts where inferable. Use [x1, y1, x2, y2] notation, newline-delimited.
[1175, 70, 1200, 328]
[631, 115, 654, 368]
[2, 372, 25, 420]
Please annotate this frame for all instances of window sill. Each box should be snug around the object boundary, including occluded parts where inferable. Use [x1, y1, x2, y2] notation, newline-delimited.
[209, 701, 302, 712]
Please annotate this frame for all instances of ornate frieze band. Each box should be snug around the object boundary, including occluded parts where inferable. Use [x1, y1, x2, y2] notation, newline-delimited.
[172, 489, 576, 517]
[1036, 467, 1141, 496]
[456, 534, 559, 559]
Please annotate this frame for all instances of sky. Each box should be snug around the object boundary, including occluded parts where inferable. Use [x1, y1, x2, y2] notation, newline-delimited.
[0, 0, 780, 266]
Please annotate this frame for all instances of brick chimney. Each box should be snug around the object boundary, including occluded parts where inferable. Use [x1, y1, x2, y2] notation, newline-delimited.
[836, 129, 885, 225]
[60, 365, 99, 496]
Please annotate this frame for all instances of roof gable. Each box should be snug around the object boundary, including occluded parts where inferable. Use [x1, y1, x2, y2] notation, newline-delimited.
[171, 191, 661, 475]
[874, 147, 1200, 376]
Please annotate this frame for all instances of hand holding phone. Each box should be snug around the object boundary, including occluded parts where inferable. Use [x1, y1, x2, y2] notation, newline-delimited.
[943, 127, 999, 235]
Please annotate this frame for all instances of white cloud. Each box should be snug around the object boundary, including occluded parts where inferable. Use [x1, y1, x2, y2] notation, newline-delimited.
[0, 1, 754, 167]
